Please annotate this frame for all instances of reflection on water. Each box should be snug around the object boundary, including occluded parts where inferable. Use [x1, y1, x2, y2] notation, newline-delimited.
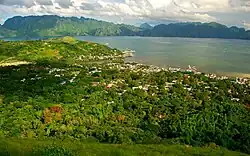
[76, 36, 250, 76]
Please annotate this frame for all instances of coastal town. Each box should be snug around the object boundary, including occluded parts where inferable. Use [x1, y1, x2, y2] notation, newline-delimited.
[0, 37, 250, 155]
[76, 50, 249, 85]
[39, 45, 249, 106]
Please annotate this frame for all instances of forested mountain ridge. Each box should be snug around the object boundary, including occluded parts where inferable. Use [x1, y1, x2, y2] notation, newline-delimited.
[1, 15, 141, 37]
[140, 22, 250, 39]
[1, 15, 250, 40]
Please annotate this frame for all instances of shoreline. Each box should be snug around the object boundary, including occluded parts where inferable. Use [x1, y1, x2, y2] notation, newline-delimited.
[125, 58, 250, 79]
[124, 60, 250, 81]
[219, 72, 250, 79]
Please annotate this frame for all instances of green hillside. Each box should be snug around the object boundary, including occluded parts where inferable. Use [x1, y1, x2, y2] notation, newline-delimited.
[0, 36, 121, 61]
[2, 15, 140, 37]
[141, 22, 250, 39]
[0, 37, 249, 155]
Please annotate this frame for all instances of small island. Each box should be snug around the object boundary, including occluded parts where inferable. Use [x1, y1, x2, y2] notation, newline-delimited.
[0, 37, 249, 155]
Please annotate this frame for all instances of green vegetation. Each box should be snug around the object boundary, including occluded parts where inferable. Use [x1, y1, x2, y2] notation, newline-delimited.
[0, 25, 17, 38]
[1, 15, 250, 40]
[0, 36, 121, 61]
[1, 15, 140, 38]
[0, 37, 249, 155]
[0, 138, 248, 156]
[140, 22, 250, 39]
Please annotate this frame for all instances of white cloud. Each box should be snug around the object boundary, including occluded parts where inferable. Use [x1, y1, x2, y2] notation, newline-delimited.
[0, 0, 35, 8]
[35, 0, 53, 6]
[243, 21, 250, 29]
[54, 0, 73, 8]
[0, 0, 250, 26]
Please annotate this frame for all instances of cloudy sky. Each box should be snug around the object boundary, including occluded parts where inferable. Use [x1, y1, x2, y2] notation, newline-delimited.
[0, 0, 250, 29]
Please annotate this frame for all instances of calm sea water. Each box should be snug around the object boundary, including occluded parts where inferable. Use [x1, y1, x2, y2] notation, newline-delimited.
[3, 36, 250, 76]
[76, 36, 250, 76]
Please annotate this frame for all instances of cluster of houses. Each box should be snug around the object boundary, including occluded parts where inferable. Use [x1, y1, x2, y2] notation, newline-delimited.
[87, 63, 194, 95]
[19, 56, 247, 104]
[28, 49, 248, 101]
[168, 65, 201, 74]
[106, 62, 167, 73]
[88, 67, 102, 74]
[204, 74, 249, 85]
[167, 65, 249, 86]
[236, 77, 249, 85]
[77, 54, 122, 61]
[76, 50, 134, 61]
[44, 58, 250, 93]
[86, 62, 248, 102]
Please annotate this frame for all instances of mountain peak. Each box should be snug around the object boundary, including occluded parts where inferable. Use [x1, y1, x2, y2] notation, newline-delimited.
[140, 23, 153, 30]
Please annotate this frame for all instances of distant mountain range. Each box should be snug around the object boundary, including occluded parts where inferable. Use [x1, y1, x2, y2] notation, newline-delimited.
[140, 22, 250, 39]
[0, 15, 140, 38]
[140, 23, 153, 30]
[1, 15, 250, 40]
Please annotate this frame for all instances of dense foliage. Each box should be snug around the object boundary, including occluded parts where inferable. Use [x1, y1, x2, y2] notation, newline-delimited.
[1, 15, 250, 40]
[0, 37, 250, 154]
[1, 15, 140, 38]
[140, 22, 250, 39]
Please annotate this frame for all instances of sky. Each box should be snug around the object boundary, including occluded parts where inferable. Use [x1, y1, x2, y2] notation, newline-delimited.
[0, 0, 250, 29]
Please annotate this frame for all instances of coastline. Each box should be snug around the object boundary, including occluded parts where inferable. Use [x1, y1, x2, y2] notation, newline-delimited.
[124, 60, 250, 82]
[125, 58, 250, 79]
[219, 72, 250, 79]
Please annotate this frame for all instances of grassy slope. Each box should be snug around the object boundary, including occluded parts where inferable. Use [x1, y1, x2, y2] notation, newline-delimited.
[0, 138, 248, 156]
[0, 36, 120, 61]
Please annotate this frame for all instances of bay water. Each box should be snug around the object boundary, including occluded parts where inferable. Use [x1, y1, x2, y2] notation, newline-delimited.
[76, 36, 250, 77]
